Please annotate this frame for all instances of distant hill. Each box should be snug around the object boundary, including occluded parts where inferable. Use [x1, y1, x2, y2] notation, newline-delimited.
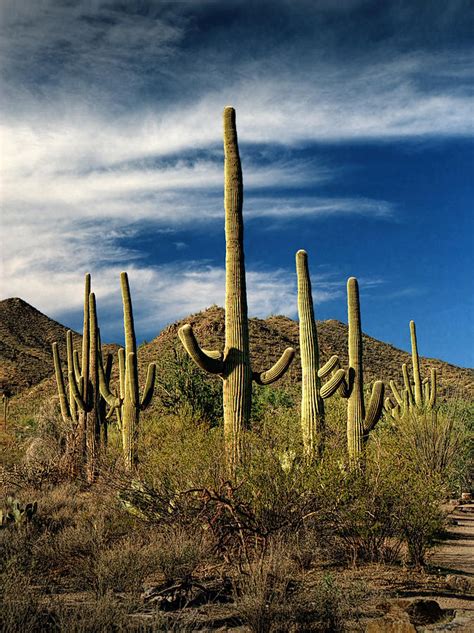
[141, 305, 474, 401]
[1, 300, 472, 418]
[0, 297, 116, 396]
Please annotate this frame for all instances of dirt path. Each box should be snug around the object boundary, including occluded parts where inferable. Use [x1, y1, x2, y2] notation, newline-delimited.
[431, 504, 474, 576]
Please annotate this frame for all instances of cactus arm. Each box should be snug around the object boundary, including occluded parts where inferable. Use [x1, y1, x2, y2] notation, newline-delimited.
[178, 324, 224, 374]
[338, 375, 350, 398]
[98, 350, 120, 409]
[127, 352, 139, 407]
[66, 331, 78, 423]
[253, 347, 295, 385]
[363, 380, 384, 433]
[320, 368, 346, 398]
[402, 363, 415, 406]
[318, 355, 340, 378]
[52, 342, 71, 422]
[73, 350, 81, 383]
[104, 353, 113, 383]
[410, 320, 423, 407]
[423, 378, 430, 404]
[202, 349, 224, 360]
[140, 363, 156, 410]
[118, 348, 126, 400]
[390, 380, 404, 406]
[69, 370, 87, 411]
[429, 368, 437, 408]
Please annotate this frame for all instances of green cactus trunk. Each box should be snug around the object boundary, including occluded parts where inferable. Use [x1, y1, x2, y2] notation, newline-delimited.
[346, 278, 365, 462]
[222, 107, 252, 468]
[178, 107, 295, 476]
[86, 293, 101, 482]
[108, 272, 157, 471]
[295, 249, 348, 458]
[338, 278, 384, 465]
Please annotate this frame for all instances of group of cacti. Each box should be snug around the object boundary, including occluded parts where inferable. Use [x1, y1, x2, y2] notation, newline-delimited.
[52, 107, 438, 477]
[52, 272, 155, 480]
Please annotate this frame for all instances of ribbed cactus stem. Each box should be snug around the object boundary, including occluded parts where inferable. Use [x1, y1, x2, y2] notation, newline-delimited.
[296, 249, 324, 456]
[337, 277, 384, 463]
[178, 107, 294, 475]
[347, 277, 365, 461]
[116, 272, 156, 469]
[87, 292, 100, 482]
[53, 342, 70, 423]
[222, 106, 251, 468]
[410, 320, 423, 407]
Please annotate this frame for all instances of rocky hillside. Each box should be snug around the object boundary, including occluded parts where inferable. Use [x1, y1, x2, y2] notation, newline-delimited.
[1, 300, 472, 416]
[141, 305, 473, 400]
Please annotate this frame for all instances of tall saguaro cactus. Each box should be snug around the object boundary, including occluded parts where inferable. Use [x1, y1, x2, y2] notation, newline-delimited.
[338, 278, 385, 463]
[52, 275, 113, 481]
[296, 250, 345, 457]
[179, 107, 295, 473]
[386, 320, 437, 421]
[104, 272, 156, 470]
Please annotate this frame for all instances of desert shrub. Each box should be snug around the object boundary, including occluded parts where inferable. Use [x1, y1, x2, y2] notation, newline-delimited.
[153, 525, 212, 583]
[0, 563, 53, 633]
[138, 413, 227, 492]
[233, 541, 297, 633]
[233, 540, 365, 632]
[155, 347, 223, 424]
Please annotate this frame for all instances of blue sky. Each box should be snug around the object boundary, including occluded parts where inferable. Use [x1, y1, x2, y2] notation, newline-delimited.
[1, 0, 473, 367]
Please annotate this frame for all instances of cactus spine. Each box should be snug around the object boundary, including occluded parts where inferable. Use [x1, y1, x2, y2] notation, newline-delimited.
[338, 278, 384, 463]
[104, 272, 156, 470]
[52, 274, 113, 481]
[386, 320, 437, 421]
[178, 107, 295, 474]
[296, 250, 345, 457]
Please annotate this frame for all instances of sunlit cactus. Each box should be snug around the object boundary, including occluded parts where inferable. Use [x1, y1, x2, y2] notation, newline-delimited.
[296, 250, 345, 457]
[52, 274, 113, 481]
[338, 278, 384, 463]
[101, 272, 156, 470]
[178, 107, 295, 474]
[385, 320, 437, 421]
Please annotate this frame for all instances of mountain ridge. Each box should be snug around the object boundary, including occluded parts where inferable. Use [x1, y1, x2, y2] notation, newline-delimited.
[1, 298, 472, 406]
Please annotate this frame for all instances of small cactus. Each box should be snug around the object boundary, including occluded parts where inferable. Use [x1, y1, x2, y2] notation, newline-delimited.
[296, 250, 345, 457]
[385, 320, 437, 421]
[178, 107, 294, 474]
[338, 278, 385, 463]
[1, 497, 37, 528]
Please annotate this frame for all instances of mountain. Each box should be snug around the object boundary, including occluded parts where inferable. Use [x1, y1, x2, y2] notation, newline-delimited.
[141, 305, 473, 401]
[1, 300, 472, 413]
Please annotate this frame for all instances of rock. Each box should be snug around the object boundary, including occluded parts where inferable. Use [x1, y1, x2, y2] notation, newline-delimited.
[366, 608, 416, 633]
[405, 599, 444, 625]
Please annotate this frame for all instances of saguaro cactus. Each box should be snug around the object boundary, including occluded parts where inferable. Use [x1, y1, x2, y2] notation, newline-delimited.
[52, 274, 113, 481]
[386, 320, 437, 421]
[338, 278, 384, 463]
[296, 250, 345, 457]
[178, 107, 295, 473]
[102, 272, 156, 470]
